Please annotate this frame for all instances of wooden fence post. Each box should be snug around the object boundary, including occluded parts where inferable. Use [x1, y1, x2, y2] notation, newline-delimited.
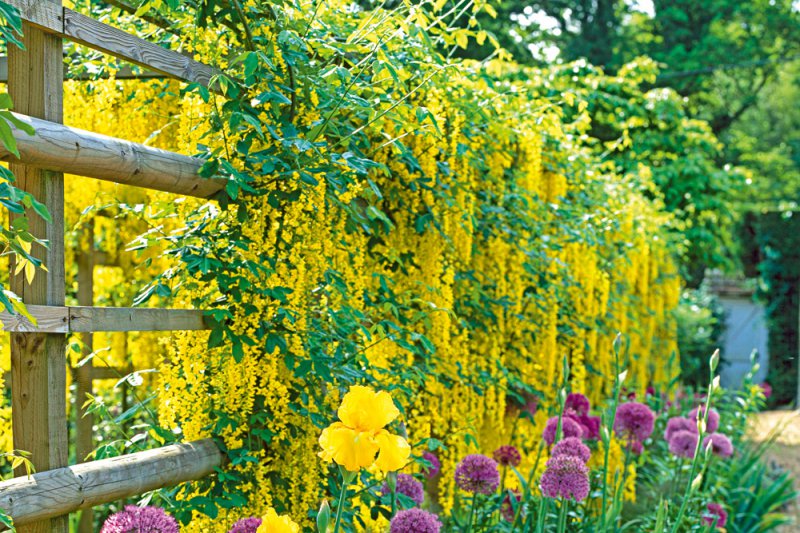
[76, 222, 95, 533]
[8, 1, 68, 532]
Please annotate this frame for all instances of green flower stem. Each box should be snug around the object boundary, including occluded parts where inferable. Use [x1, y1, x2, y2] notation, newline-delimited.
[466, 494, 478, 533]
[556, 499, 568, 533]
[510, 440, 545, 530]
[333, 468, 356, 533]
[600, 336, 624, 529]
[535, 497, 548, 533]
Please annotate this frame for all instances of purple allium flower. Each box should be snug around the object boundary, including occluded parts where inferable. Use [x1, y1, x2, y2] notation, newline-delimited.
[646, 385, 656, 397]
[576, 414, 601, 440]
[703, 433, 734, 458]
[383, 473, 424, 506]
[664, 416, 697, 442]
[614, 402, 655, 441]
[493, 445, 522, 467]
[668, 430, 698, 459]
[539, 455, 590, 501]
[702, 503, 728, 528]
[421, 451, 441, 478]
[552, 437, 591, 463]
[101, 505, 179, 533]
[454, 454, 500, 494]
[760, 382, 772, 398]
[689, 406, 720, 433]
[543, 416, 584, 445]
[626, 439, 644, 455]
[228, 517, 262, 533]
[390, 508, 442, 533]
[565, 393, 590, 416]
[501, 490, 520, 522]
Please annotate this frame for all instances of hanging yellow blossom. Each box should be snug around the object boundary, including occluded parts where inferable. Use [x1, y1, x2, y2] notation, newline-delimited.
[255, 508, 300, 533]
[318, 386, 410, 472]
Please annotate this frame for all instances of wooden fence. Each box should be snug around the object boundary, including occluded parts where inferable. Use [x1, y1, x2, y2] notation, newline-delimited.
[0, 1, 226, 531]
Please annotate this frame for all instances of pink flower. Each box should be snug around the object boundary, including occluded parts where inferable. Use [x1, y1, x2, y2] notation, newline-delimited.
[703, 433, 734, 458]
[689, 406, 720, 433]
[668, 430, 698, 459]
[759, 382, 772, 398]
[422, 451, 440, 478]
[702, 503, 728, 528]
[390, 509, 441, 533]
[493, 445, 522, 467]
[228, 518, 262, 533]
[552, 437, 591, 463]
[501, 490, 520, 522]
[539, 456, 590, 501]
[565, 393, 590, 416]
[664, 416, 697, 442]
[101, 505, 178, 533]
[614, 402, 655, 441]
[543, 416, 584, 445]
[454, 454, 500, 494]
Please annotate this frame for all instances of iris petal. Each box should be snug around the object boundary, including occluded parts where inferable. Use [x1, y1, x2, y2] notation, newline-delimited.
[374, 430, 411, 472]
[322, 423, 380, 471]
[338, 385, 399, 431]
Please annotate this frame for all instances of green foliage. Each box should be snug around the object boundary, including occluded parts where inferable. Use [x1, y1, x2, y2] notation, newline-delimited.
[675, 286, 726, 389]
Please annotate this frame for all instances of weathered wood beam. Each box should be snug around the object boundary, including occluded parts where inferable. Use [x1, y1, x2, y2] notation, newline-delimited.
[0, 439, 223, 528]
[9, 4, 69, 530]
[0, 113, 226, 198]
[5, 1, 218, 87]
[0, 305, 210, 333]
[90, 366, 132, 381]
[0, 56, 169, 83]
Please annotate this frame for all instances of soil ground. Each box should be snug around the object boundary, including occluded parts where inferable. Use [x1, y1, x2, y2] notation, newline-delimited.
[748, 411, 800, 532]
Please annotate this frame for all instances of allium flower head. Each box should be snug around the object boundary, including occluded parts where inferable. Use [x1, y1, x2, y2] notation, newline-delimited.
[689, 406, 720, 433]
[575, 414, 601, 440]
[703, 433, 734, 458]
[627, 439, 644, 455]
[702, 503, 728, 528]
[255, 509, 300, 533]
[565, 393, 590, 416]
[454, 454, 500, 494]
[539, 455, 590, 501]
[760, 382, 772, 398]
[664, 416, 697, 442]
[318, 386, 410, 472]
[614, 402, 655, 441]
[493, 445, 522, 467]
[668, 430, 698, 459]
[390, 508, 442, 533]
[422, 451, 441, 478]
[228, 517, 262, 533]
[543, 416, 584, 445]
[383, 473, 424, 506]
[552, 437, 591, 463]
[100, 505, 179, 533]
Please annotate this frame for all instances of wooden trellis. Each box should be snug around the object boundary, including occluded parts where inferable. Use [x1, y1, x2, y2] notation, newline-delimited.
[0, 1, 226, 530]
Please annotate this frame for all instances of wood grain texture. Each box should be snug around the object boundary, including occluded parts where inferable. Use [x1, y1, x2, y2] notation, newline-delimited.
[63, 9, 217, 86]
[0, 440, 223, 527]
[75, 239, 94, 533]
[69, 306, 209, 332]
[0, 112, 226, 198]
[0, 56, 169, 83]
[8, 3, 69, 531]
[0, 306, 210, 332]
[5, 1, 218, 87]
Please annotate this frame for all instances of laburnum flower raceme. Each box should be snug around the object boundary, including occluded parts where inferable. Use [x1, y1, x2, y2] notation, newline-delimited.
[318, 386, 411, 472]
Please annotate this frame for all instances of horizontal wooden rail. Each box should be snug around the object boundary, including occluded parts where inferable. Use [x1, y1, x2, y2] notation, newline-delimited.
[0, 113, 226, 198]
[0, 305, 210, 333]
[6, 0, 218, 87]
[0, 439, 222, 528]
[0, 56, 168, 83]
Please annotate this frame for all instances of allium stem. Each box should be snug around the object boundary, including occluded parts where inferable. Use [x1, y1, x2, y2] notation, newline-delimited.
[556, 499, 568, 533]
[466, 494, 478, 533]
[600, 337, 624, 529]
[534, 497, 547, 533]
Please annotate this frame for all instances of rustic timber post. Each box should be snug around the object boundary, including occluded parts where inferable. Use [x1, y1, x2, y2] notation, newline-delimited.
[8, 1, 69, 532]
[76, 222, 95, 533]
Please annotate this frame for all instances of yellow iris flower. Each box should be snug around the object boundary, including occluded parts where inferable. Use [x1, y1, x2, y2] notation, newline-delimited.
[255, 508, 300, 533]
[318, 386, 411, 472]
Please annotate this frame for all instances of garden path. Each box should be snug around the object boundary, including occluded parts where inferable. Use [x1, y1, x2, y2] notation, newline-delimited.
[749, 411, 800, 531]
